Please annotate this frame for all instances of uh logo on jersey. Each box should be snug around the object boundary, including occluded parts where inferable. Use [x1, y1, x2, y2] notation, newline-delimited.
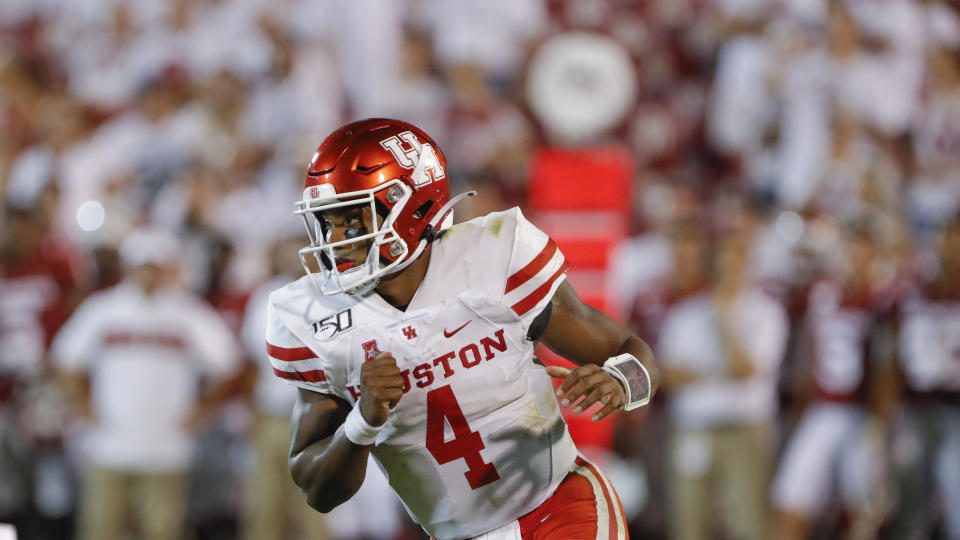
[379, 131, 445, 188]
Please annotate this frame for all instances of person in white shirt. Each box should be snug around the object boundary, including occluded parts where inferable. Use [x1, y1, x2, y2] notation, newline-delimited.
[53, 229, 241, 540]
[658, 228, 788, 540]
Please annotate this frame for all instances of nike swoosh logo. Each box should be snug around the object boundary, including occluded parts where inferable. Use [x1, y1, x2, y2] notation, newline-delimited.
[443, 321, 471, 338]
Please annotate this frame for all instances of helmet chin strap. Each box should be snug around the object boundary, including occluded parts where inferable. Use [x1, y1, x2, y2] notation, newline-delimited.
[387, 190, 477, 276]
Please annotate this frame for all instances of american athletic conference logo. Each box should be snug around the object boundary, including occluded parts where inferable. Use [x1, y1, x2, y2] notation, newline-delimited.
[362, 340, 380, 362]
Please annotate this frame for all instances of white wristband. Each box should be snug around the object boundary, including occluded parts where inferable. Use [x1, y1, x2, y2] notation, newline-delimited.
[343, 405, 383, 446]
[603, 353, 652, 411]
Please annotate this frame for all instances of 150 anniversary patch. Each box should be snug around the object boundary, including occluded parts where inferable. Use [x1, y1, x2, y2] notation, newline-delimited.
[312, 308, 353, 341]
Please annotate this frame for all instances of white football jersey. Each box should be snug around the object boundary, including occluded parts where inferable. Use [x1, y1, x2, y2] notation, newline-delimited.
[266, 208, 577, 540]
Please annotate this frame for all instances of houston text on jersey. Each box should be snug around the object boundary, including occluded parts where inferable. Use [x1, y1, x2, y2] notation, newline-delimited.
[345, 329, 507, 402]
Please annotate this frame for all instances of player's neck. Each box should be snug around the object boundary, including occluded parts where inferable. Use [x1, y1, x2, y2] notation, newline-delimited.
[374, 248, 432, 311]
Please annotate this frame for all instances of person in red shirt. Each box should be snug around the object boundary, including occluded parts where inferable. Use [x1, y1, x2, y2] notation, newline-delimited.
[0, 204, 83, 384]
[892, 215, 960, 539]
[771, 224, 897, 540]
[0, 200, 84, 532]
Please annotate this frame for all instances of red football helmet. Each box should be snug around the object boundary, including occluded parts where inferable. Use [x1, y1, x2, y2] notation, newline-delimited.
[296, 118, 474, 295]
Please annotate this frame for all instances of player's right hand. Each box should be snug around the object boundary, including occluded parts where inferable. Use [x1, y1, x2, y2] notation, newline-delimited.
[358, 352, 404, 426]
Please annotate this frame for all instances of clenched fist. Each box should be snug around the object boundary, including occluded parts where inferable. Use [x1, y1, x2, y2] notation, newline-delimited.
[359, 352, 404, 426]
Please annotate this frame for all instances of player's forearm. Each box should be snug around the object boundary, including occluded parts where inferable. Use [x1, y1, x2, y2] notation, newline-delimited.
[542, 286, 661, 396]
[289, 429, 372, 512]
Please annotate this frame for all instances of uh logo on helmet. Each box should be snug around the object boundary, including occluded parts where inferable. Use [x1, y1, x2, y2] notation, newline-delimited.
[295, 118, 472, 296]
[379, 130, 446, 187]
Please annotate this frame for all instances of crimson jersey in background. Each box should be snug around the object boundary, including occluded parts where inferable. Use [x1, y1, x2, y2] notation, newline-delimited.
[806, 280, 888, 404]
[898, 281, 960, 404]
[0, 238, 81, 402]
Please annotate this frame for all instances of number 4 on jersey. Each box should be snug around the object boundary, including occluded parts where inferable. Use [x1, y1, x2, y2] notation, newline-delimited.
[425, 385, 500, 489]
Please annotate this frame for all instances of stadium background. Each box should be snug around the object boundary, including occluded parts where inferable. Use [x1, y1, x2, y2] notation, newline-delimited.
[1, 0, 959, 538]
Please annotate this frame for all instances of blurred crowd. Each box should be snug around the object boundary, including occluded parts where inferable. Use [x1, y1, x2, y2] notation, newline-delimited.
[1, 0, 959, 539]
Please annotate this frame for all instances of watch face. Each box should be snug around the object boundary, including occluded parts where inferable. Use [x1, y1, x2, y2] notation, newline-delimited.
[615, 359, 649, 401]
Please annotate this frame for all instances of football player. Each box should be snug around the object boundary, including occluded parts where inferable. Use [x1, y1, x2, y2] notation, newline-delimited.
[265, 118, 659, 540]
[771, 224, 897, 540]
[892, 215, 960, 539]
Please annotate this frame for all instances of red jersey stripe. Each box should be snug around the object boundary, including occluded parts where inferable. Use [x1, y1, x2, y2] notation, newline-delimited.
[266, 342, 316, 362]
[273, 367, 327, 383]
[505, 238, 558, 294]
[576, 457, 620, 540]
[510, 260, 569, 317]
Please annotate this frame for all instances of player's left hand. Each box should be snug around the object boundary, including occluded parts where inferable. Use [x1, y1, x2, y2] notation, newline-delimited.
[546, 364, 626, 422]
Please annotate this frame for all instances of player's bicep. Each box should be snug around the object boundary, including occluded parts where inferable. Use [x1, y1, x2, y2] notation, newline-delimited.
[540, 281, 633, 365]
[290, 388, 351, 457]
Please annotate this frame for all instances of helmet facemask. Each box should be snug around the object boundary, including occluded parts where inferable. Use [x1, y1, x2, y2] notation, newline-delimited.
[296, 180, 413, 296]
[296, 118, 478, 296]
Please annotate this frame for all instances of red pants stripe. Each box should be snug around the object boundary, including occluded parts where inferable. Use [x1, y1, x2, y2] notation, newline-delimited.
[431, 456, 629, 539]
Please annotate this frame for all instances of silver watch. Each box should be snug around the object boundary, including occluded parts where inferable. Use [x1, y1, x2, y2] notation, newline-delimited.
[603, 354, 651, 410]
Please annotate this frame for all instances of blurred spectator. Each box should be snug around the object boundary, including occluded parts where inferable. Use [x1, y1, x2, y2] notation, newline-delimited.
[658, 228, 788, 540]
[0, 200, 82, 380]
[200, 236, 250, 335]
[51, 229, 241, 540]
[892, 215, 960, 539]
[606, 187, 709, 538]
[52, 2, 168, 110]
[809, 111, 875, 221]
[89, 243, 122, 292]
[772, 19, 832, 210]
[706, 18, 776, 164]
[0, 199, 82, 538]
[239, 236, 331, 540]
[771, 224, 897, 540]
[908, 46, 960, 228]
[239, 20, 343, 156]
[844, 0, 926, 135]
[427, 0, 547, 83]
[606, 181, 703, 333]
[443, 60, 535, 204]
[316, 0, 403, 117]
[177, 0, 273, 82]
[371, 28, 450, 144]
